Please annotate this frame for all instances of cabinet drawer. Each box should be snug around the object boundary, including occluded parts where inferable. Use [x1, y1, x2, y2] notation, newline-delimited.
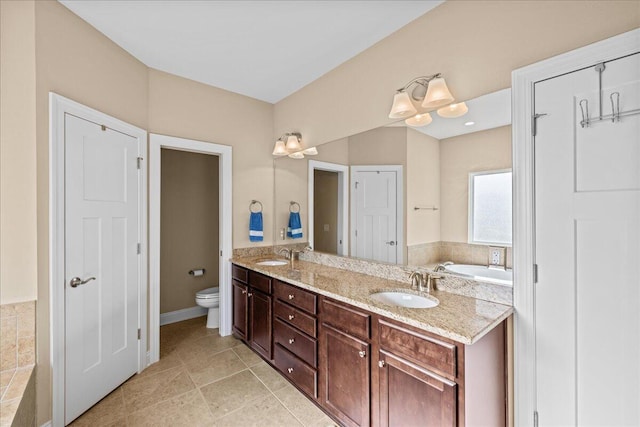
[249, 270, 272, 294]
[232, 264, 248, 283]
[275, 280, 317, 314]
[274, 318, 317, 367]
[378, 319, 457, 379]
[274, 300, 317, 338]
[321, 298, 370, 341]
[274, 344, 317, 398]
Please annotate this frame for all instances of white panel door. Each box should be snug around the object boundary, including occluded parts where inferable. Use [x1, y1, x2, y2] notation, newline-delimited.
[534, 53, 640, 426]
[353, 169, 398, 263]
[65, 114, 140, 424]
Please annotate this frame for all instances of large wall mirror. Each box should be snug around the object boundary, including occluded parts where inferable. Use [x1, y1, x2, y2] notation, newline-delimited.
[274, 89, 512, 284]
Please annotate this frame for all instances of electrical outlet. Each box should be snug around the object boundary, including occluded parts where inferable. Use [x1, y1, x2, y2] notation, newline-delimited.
[323, 224, 330, 232]
[488, 246, 505, 267]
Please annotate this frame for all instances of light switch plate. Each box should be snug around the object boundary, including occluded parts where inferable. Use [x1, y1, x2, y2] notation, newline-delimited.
[323, 224, 330, 232]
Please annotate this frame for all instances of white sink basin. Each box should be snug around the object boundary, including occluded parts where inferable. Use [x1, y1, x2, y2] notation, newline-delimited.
[256, 259, 288, 266]
[369, 291, 439, 308]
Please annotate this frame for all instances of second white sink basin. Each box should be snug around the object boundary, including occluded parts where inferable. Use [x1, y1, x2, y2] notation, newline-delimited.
[370, 291, 439, 308]
[256, 259, 288, 266]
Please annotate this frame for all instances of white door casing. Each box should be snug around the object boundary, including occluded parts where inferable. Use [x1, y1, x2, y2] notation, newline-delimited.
[308, 160, 349, 256]
[512, 29, 640, 426]
[350, 165, 403, 264]
[149, 134, 233, 364]
[534, 53, 639, 425]
[64, 114, 141, 424]
[50, 93, 147, 427]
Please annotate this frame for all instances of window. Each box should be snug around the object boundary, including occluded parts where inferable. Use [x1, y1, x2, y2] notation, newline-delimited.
[469, 170, 512, 246]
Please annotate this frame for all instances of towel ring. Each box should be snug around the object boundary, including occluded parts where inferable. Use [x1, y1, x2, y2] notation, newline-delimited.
[249, 200, 263, 213]
[290, 201, 300, 213]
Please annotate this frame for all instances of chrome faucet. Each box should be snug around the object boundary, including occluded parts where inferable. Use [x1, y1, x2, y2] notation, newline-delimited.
[424, 273, 442, 293]
[278, 248, 292, 259]
[409, 271, 425, 292]
[434, 261, 453, 272]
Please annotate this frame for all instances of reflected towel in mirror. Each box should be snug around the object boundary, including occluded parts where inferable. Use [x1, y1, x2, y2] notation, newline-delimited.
[287, 212, 303, 239]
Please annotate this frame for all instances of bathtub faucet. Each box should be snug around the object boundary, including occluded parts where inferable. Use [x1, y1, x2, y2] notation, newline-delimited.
[434, 261, 453, 272]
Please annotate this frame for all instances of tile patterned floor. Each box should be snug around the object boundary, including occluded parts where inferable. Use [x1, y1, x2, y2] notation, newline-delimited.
[70, 316, 338, 426]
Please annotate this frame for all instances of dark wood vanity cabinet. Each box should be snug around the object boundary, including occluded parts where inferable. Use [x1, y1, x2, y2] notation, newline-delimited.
[232, 266, 273, 359]
[272, 279, 319, 399]
[231, 264, 506, 427]
[376, 319, 459, 427]
[319, 298, 371, 427]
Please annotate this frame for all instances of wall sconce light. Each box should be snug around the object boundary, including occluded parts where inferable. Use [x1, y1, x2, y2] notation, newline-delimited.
[272, 132, 318, 159]
[388, 74, 467, 127]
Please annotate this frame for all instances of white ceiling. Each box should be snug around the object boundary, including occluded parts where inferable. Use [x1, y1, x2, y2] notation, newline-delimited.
[59, 0, 443, 103]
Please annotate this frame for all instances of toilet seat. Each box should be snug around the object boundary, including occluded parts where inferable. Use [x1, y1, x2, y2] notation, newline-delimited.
[196, 287, 219, 300]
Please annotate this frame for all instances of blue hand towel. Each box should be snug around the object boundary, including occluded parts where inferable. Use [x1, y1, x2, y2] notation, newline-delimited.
[287, 212, 303, 239]
[249, 212, 263, 242]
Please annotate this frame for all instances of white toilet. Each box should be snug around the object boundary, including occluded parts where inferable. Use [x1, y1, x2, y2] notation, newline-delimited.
[195, 287, 220, 329]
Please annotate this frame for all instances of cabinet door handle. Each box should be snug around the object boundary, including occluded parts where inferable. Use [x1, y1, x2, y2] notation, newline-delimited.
[288, 314, 295, 320]
[288, 294, 295, 300]
[358, 350, 366, 358]
[248, 292, 253, 297]
[378, 360, 386, 368]
[289, 338, 295, 344]
[287, 367, 294, 374]
[241, 290, 247, 295]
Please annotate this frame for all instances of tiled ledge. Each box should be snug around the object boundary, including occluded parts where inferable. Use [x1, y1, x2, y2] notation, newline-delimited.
[0, 301, 36, 427]
[0, 366, 35, 427]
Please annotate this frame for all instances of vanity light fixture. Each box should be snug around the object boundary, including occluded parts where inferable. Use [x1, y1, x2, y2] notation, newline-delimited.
[302, 147, 318, 155]
[272, 132, 303, 156]
[288, 151, 305, 159]
[389, 74, 466, 127]
[464, 121, 475, 126]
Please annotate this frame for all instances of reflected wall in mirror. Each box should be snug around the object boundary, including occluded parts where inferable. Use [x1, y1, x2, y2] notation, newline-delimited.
[274, 89, 512, 275]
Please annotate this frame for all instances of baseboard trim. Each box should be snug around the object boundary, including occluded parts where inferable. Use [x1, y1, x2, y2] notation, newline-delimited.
[160, 306, 207, 326]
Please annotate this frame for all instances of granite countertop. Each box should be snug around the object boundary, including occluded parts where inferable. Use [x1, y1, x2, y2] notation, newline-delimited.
[231, 256, 513, 345]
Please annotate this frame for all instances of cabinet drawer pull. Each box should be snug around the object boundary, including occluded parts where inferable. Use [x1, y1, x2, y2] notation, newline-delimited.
[248, 292, 253, 297]
[288, 294, 295, 300]
[378, 360, 386, 368]
[289, 338, 295, 344]
[241, 290, 247, 294]
[287, 367, 294, 374]
[288, 314, 295, 320]
[358, 350, 366, 358]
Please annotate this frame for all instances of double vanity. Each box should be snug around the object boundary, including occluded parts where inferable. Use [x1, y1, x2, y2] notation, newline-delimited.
[231, 255, 513, 427]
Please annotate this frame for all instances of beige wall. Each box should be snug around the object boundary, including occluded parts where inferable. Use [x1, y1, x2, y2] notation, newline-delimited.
[274, 156, 308, 243]
[160, 149, 219, 314]
[406, 129, 440, 246]
[313, 170, 339, 254]
[440, 126, 512, 243]
[348, 127, 406, 166]
[0, 0, 37, 304]
[148, 69, 275, 249]
[274, 1, 639, 147]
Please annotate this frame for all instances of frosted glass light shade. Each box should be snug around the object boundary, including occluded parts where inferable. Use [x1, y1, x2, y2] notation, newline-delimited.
[302, 147, 318, 155]
[288, 152, 305, 159]
[405, 113, 433, 127]
[389, 91, 418, 119]
[272, 139, 288, 155]
[422, 77, 454, 109]
[437, 102, 468, 118]
[285, 135, 302, 151]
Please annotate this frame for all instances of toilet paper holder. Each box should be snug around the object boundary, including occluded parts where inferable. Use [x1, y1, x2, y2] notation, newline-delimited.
[189, 269, 206, 276]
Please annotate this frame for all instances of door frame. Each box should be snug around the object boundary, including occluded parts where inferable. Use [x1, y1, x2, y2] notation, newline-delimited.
[149, 134, 233, 364]
[512, 28, 639, 426]
[308, 160, 349, 256]
[49, 93, 148, 427]
[350, 165, 403, 264]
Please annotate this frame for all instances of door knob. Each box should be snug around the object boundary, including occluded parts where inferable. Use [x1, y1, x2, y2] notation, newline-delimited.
[385, 241, 396, 246]
[70, 276, 96, 288]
